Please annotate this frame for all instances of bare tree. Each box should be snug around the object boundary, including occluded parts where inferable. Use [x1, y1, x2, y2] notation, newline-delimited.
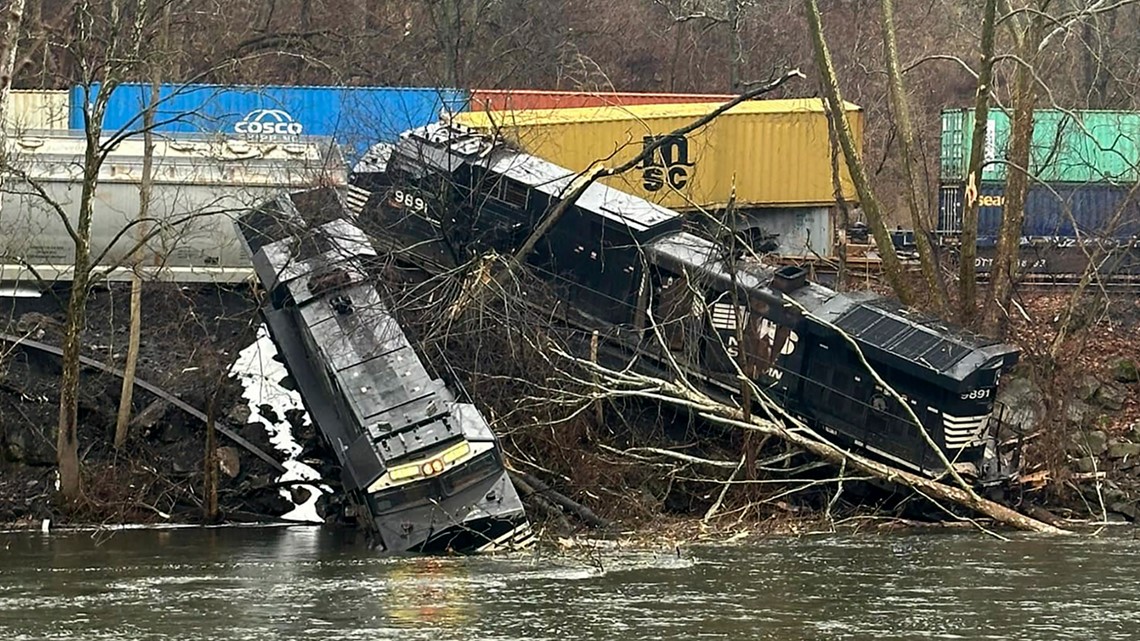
[984, 1, 1048, 334]
[880, 0, 947, 314]
[0, 0, 24, 133]
[114, 2, 173, 449]
[52, 0, 169, 500]
[804, 0, 913, 305]
[958, 0, 998, 325]
[112, 79, 159, 450]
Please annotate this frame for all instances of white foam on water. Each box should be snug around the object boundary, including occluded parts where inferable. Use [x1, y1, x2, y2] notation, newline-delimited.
[229, 325, 327, 524]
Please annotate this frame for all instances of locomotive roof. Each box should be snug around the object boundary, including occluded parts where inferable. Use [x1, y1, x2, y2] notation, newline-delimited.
[648, 232, 1018, 387]
[396, 123, 683, 240]
[239, 193, 495, 464]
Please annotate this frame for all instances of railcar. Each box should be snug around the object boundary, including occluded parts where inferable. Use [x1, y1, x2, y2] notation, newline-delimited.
[0, 131, 349, 287]
[234, 186, 532, 553]
[350, 123, 1025, 488]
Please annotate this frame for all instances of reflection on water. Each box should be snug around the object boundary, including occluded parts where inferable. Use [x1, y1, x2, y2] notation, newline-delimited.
[1, 525, 1140, 640]
[384, 558, 474, 630]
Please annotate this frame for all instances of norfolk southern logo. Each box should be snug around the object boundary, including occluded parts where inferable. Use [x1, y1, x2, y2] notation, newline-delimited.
[640, 134, 694, 192]
[234, 109, 304, 137]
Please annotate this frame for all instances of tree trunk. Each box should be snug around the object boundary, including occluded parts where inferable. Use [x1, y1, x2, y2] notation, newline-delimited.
[57, 169, 97, 502]
[804, 0, 912, 305]
[880, 0, 946, 313]
[726, 0, 744, 93]
[958, 0, 997, 325]
[113, 73, 160, 448]
[114, 276, 143, 448]
[826, 104, 849, 290]
[985, 11, 1045, 334]
[0, 0, 27, 195]
[204, 389, 219, 522]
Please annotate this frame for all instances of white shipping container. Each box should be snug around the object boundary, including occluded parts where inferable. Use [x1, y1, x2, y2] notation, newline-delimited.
[7, 90, 70, 130]
[0, 131, 347, 285]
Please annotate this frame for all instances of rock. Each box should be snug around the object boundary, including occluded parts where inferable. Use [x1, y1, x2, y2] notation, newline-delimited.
[1071, 429, 1109, 456]
[1094, 384, 1127, 411]
[1075, 456, 1100, 474]
[1065, 399, 1096, 428]
[1112, 358, 1140, 384]
[289, 485, 312, 506]
[129, 399, 170, 432]
[16, 312, 60, 334]
[1108, 502, 1139, 522]
[1076, 375, 1102, 402]
[1108, 442, 1140, 460]
[216, 447, 241, 479]
[1, 423, 57, 466]
[996, 376, 1045, 434]
[226, 404, 251, 425]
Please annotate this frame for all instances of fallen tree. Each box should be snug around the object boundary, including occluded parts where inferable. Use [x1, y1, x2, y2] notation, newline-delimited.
[538, 337, 1069, 535]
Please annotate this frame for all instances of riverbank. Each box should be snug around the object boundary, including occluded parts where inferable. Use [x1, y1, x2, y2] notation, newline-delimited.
[2, 282, 1139, 538]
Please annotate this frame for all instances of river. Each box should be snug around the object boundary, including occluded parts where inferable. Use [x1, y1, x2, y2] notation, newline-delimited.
[1, 525, 1138, 640]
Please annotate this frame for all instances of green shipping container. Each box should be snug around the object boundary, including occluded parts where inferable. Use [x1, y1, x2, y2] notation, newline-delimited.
[940, 108, 1140, 184]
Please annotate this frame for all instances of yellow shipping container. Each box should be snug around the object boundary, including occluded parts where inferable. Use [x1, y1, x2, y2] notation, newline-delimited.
[453, 98, 864, 210]
[7, 90, 70, 131]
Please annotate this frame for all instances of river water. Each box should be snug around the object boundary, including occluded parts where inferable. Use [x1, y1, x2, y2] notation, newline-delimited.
[2, 525, 1138, 640]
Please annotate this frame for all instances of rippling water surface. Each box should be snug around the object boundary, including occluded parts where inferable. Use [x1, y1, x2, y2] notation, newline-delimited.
[2, 525, 1139, 640]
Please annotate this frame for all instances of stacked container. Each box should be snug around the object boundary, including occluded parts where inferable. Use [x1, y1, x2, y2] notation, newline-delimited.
[454, 98, 865, 258]
[467, 89, 734, 112]
[70, 84, 469, 164]
[6, 90, 71, 131]
[937, 108, 1140, 244]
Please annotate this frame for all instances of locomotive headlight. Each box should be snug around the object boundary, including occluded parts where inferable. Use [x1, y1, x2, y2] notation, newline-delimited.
[367, 440, 484, 494]
[389, 463, 422, 481]
[442, 441, 471, 463]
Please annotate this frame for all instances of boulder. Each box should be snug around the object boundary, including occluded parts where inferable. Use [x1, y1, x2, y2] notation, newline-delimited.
[216, 447, 241, 479]
[226, 404, 251, 426]
[289, 485, 312, 506]
[1, 421, 56, 466]
[1108, 502, 1139, 522]
[1070, 429, 1109, 456]
[1112, 358, 1139, 384]
[1064, 399, 1096, 428]
[1076, 375, 1102, 402]
[1107, 441, 1140, 460]
[1075, 456, 1100, 474]
[1094, 384, 1127, 411]
[996, 376, 1045, 434]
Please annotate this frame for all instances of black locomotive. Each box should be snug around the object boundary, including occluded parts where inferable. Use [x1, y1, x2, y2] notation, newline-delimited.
[234, 186, 533, 553]
[349, 123, 1023, 488]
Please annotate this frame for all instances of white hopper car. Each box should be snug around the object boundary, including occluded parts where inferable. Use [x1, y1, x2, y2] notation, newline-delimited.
[0, 130, 349, 286]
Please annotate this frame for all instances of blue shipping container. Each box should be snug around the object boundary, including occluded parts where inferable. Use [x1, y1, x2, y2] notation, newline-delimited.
[70, 84, 470, 162]
[938, 181, 1140, 246]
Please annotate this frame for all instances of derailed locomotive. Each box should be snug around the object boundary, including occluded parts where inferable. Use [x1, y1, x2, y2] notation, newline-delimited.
[349, 123, 1025, 489]
[234, 186, 533, 553]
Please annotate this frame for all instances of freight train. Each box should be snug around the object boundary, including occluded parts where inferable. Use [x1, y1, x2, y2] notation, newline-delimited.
[234, 186, 533, 553]
[0, 130, 348, 287]
[937, 107, 1140, 280]
[349, 123, 1024, 488]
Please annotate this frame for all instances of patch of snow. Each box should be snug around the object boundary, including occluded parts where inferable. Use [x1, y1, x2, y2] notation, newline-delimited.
[229, 325, 328, 524]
